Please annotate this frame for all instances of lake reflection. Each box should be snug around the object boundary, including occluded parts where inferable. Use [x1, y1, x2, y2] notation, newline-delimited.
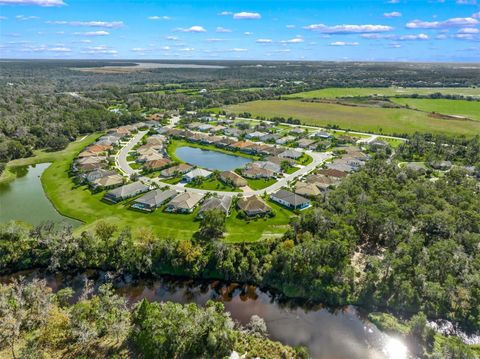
[175, 146, 252, 171]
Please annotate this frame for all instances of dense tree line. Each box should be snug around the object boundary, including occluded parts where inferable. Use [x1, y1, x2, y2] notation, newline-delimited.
[0, 278, 300, 358]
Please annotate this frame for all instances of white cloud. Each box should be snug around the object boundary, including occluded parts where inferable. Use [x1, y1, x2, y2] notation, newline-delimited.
[398, 33, 429, 40]
[330, 41, 359, 46]
[233, 12, 261, 20]
[161, 46, 170, 50]
[390, 43, 402, 48]
[456, 0, 477, 4]
[178, 25, 206, 32]
[206, 38, 224, 42]
[304, 24, 393, 33]
[219, 11, 232, 16]
[387, 0, 400, 3]
[244, 31, 253, 35]
[384, 11, 402, 18]
[436, 34, 448, 39]
[78, 39, 91, 43]
[215, 26, 231, 33]
[46, 20, 124, 28]
[230, 48, 248, 52]
[16, 15, 39, 20]
[361, 33, 394, 39]
[473, 12, 480, 19]
[74, 31, 110, 36]
[82, 45, 117, 54]
[147, 16, 170, 20]
[165, 36, 179, 41]
[0, 0, 65, 6]
[179, 47, 195, 52]
[406, 17, 478, 28]
[286, 24, 296, 29]
[0, 16, 7, 20]
[48, 46, 71, 52]
[19, 44, 71, 52]
[458, 27, 479, 33]
[280, 37, 304, 43]
[256, 38, 273, 43]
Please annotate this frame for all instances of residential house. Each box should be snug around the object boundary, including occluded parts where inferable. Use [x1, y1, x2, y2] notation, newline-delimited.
[131, 189, 177, 211]
[265, 156, 296, 167]
[219, 171, 248, 187]
[248, 161, 281, 174]
[311, 131, 332, 139]
[270, 189, 310, 210]
[305, 174, 340, 191]
[279, 149, 303, 160]
[144, 158, 172, 171]
[429, 160, 453, 171]
[246, 131, 267, 140]
[103, 181, 149, 203]
[209, 125, 226, 134]
[198, 195, 233, 217]
[165, 192, 204, 213]
[294, 181, 322, 198]
[237, 196, 272, 217]
[297, 139, 317, 149]
[197, 124, 214, 132]
[259, 133, 280, 143]
[183, 168, 212, 182]
[91, 173, 124, 190]
[137, 151, 165, 163]
[82, 169, 117, 185]
[242, 167, 275, 179]
[160, 164, 193, 178]
[276, 136, 296, 145]
[316, 168, 348, 179]
[290, 128, 306, 136]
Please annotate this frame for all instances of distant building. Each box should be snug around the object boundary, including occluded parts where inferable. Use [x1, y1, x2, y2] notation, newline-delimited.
[165, 192, 204, 213]
[103, 181, 149, 203]
[219, 171, 248, 187]
[279, 149, 302, 160]
[198, 196, 233, 217]
[131, 189, 177, 211]
[183, 168, 213, 182]
[270, 189, 310, 210]
[237, 196, 272, 217]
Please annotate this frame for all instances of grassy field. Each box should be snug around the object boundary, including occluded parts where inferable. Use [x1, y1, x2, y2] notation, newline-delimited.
[284, 87, 480, 99]
[39, 135, 293, 242]
[225, 100, 480, 137]
[391, 98, 480, 121]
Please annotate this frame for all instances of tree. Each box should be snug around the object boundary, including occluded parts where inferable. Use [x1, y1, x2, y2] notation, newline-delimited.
[94, 221, 118, 242]
[197, 209, 226, 240]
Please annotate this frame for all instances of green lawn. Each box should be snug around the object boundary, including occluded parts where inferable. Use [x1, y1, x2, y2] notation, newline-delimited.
[39, 135, 294, 242]
[377, 137, 407, 149]
[225, 100, 480, 137]
[246, 178, 277, 191]
[297, 153, 313, 165]
[284, 87, 480, 99]
[391, 98, 480, 121]
[185, 177, 241, 192]
[284, 167, 300, 174]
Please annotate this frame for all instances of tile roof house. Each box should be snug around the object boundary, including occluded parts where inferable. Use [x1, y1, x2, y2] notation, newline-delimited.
[242, 167, 275, 179]
[165, 192, 204, 213]
[305, 174, 340, 191]
[270, 189, 310, 210]
[137, 151, 165, 163]
[160, 164, 193, 178]
[91, 173, 124, 190]
[198, 195, 233, 217]
[279, 149, 303, 160]
[82, 169, 117, 184]
[311, 131, 332, 139]
[219, 171, 248, 187]
[276, 136, 296, 145]
[316, 168, 348, 179]
[246, 131, 267, 140]
[183, 168, 213, 182]
[294, 181, 322, 197]
[237, 196, 272, 217]
[131, 189, 177, 211]
[144, 158, 172, 171]
[248, 161, 281, 174]
[297, 139, 317, 149]
[103, 181, 149, 203]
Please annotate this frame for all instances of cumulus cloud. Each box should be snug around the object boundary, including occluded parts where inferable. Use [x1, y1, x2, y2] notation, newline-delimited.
[398, 33, 429, 40]
[458, 27, 479, 33]
[229, 48, 248, 52]
[330, 41, 359, 46]
[473, 12, 480, 18]
[384, 11, 402, 18]
[256, 38, 273, 43]
[244, 31, 253, 35]
[74, 30, 110, 36]
[0, 16, 7, 20]
[82, 45, 117, 54]
[304, 24, 393, 33]
[147, 16, 170, 20]
[286, 24, 296, 29]
[206, 38, 224, 42]
[219, 11, 232, 16]
[46, 20, 124, 28]
[390, 43, 402, 48]
[280, 37, 304, 43]
[16, 15, 39, 20]
[406, 17, 478, 28]
[0, 0, 65, 6]
[456, 0, 477, 4]
[233, 12, 261, 20]
[215, 26, 231, 33]
[19, 44, 71, 52]
[165, 35, 179, 41]
[178, 25, 206, 32]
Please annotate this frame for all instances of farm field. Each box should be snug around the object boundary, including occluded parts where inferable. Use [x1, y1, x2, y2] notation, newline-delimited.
[390, 98, 480, 121]
[40, 136, 293, 242]
[225, 100, 480, 137]
[284, 87, 480, 99]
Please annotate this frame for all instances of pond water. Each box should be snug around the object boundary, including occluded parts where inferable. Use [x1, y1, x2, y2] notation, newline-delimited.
[0, 270, 411, 359]
[175, 146, 252, 171]
[0, 163, 81, 227]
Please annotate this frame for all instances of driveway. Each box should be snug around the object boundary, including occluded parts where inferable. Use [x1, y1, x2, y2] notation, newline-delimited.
[115, 130, 149, 176]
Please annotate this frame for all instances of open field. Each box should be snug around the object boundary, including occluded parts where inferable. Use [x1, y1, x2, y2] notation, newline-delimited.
[284, 87, 480, 99]
[391, 98, 480, 121]
[40, 136, 293, 242]
[225, 100, 480, 137]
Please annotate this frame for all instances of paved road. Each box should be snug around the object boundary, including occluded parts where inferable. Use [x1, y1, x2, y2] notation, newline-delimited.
[115, 130, 149, 177]
[115, 130, 333, 196]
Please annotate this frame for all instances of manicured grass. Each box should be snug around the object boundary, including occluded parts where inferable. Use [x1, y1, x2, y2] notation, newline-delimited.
[130, 163, 142, 170]
[284, 166, 300, 174]
[40, 135, 294, 242]
[297, 153, 313, 165]
[377, 137, 406, 149]
[185, 177, 241, 192]
[284, 87, 480, 99]
[245, 178, 277, 191]
[391, 98, 480, 121]
[225, 100, 480, 137]
[0, 134, 101, 184]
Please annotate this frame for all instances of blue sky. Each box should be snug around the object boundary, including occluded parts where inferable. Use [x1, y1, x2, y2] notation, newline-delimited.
[0, 0, 479, 61]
